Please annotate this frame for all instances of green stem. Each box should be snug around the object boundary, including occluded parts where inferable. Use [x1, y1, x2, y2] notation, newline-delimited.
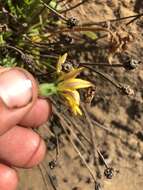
[39, 83, 57, 96]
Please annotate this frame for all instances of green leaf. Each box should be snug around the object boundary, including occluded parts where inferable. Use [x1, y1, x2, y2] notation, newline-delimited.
[7, 0, 17, 16]
[49, 0, 61, 10]
[0, 56, 17, 67]
[49, 0, 57, 8]
[24, 0, 34, 5]
[0, 34, 5, 45]
[82, 31, 97, 40]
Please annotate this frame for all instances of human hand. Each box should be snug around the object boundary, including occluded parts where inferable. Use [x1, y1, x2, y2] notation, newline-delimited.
[0, 67, 52, 190]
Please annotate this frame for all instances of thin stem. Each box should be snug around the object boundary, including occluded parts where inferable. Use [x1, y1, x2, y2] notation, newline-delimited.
[65, 115, 92, 145]
[52, 26, 113, 37]
[2, 44, 25, 57]
[81, 13, 143, 26]
[64, 126, 97, 182]
[38, 164, 49, 190]
[92, 120, 117, 137]
[79, 109, 110, 170]
[84, 65, 122, 89]
[42, 163, 58, 190]
[53, 106, 97, 183]
[126, 14, 143, 26]
[40, 0, 68, 22]
[32, 0, 52, 21]
[97, 150, 108, 169]
[81, 62, 124, 68]
[81, 103, 101, 178]
[25, 49, 58, 60]
[62, 115, 89, 152]
[55, 134, 60, 161]
[52, 98, 112, 171]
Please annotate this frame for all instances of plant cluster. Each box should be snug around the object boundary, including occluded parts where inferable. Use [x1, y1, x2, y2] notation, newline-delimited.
[0, 1, 142, 189]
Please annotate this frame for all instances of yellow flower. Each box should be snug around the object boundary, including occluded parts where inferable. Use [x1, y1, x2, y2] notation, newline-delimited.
[56, 54, 93, 115]
[62, 90, 82, 115]
[39, 53, 94, 115]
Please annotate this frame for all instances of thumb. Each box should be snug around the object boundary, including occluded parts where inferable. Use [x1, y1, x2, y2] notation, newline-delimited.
[0, 67, 38, 135]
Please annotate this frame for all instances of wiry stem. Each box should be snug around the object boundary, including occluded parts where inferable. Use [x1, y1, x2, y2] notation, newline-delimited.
[52, 26, 113, 36]
[1, 44, 25, 57]
[81, 103, 102, 178]
[81, 13, 143, 26]
[40, 0, 68, 21]
[53, 106, 97, 183]
[83, 65, 122, 89]
[81, 62, 124, 68]
[38, 164, 49, 190]
[126, 13, 143, 26]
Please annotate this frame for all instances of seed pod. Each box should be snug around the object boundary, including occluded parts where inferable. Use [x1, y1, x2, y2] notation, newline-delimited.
[104, 167, 114, 179]
[66, 17, 79, 28]
[121, 85, 134, 96]
[123, 58, 139, 70]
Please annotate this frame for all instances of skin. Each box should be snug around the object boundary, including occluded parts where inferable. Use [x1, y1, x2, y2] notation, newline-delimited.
[0, 67, 52, 190]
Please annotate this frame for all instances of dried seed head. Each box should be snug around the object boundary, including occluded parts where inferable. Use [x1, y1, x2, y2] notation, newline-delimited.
[104, 167, 114, 179]
[49, 160, 57, 169]
[61, 60, 79, 72]
[21, 54, 34, 65]
[62, 61, 74, 72]
[66, 17, 79, 28]
[121, 85, 134, 96]
[120, 53, 140, 70]
[124, 58, 139, 70]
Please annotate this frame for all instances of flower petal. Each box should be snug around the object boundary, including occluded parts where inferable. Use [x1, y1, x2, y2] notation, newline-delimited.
[63, 90, 80, 105]
[56, 53, 68, 73]
[58, 67, 84, 81]
[74, 104, 82, 115]
[62, 90, 82, 115]
[58, 78, 93, 91]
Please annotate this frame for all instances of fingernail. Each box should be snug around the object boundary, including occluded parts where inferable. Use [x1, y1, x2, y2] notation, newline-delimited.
[0, 69, 33, 109]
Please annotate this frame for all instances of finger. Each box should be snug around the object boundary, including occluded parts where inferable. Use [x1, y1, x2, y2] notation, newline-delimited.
[0, 126, 46, 168]
[20, 98, 52, 128]
[0, 67, 38, 135]
[0, 164, 18, 190]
